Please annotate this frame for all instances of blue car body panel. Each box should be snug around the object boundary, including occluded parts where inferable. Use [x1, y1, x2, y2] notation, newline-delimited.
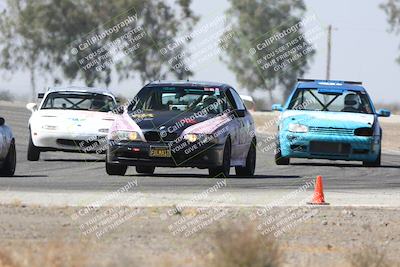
[277, 80, 383, 163]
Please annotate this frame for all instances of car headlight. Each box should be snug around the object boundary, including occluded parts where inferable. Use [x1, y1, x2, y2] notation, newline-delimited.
[354, 127, 373, 136]
[42, 125, 57, 130]
[184, 133, 218, 144]
[184, 134, 198, 143]
[110, 131, 142, 141]
[288, 123, 308, 133]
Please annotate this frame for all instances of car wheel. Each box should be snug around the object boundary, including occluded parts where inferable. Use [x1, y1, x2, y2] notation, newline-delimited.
[209, 138, 231, 178]
[363, 149, 381, 167]
[235, 140, 256, 177]
[274, 141, 290, 165]
[0, 141, 16, 176]
[136, 166, 155, 174]
[105, 153, 127, 176]
[27, 133, 40, 161]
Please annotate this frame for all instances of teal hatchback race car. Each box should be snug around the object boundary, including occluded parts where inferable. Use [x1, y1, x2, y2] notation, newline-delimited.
[272, 79, 391, 167]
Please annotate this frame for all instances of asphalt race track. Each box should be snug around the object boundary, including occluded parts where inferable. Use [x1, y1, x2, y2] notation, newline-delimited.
[0, 104, 399, 198]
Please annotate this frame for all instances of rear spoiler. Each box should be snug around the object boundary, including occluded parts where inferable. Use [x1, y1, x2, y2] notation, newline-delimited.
[297, 78, 362, 85]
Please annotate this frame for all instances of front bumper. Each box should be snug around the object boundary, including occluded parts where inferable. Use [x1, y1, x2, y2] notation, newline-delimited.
[107, 140, 224, 168]
[279, 131, 380, 161]
[32, 131, 108, 153]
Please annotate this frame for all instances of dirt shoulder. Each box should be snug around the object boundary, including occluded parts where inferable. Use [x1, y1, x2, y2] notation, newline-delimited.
[253, 112, 400, 154]
[0, 205, 399, 267]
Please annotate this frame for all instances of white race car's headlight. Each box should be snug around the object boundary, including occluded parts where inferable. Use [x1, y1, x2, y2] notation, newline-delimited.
[110, 131, 142, 141]
[288, 123, 308, 133]
[42, 125, 58, 130]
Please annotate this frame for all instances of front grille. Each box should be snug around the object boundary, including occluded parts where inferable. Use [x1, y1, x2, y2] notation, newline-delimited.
[310, 141, 351, 155]
[144, 131, 160, 142]
[309, 127, 354, 136]
[56, 139, 101, 148]
[144, 131, 179, 142]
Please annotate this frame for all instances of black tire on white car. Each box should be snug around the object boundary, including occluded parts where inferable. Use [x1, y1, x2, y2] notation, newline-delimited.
[27, 133, 40, 161]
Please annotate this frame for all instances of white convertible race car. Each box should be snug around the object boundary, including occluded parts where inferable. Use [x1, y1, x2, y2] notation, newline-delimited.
[0, 116, 16, 176]
[26, 87, 118, 161]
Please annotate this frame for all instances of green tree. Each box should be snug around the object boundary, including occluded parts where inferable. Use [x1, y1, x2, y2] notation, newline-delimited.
[221, 0, 315, 103]
[0, 0, 49, 100]
[381, 0, 400, 64]
[0, 0, 198, 99]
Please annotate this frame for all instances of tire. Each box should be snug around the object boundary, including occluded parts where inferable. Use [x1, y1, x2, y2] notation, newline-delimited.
[274, 141, 290, 165]
[235, 140, 256, 177]
[136, 166, 155, 174]
[105, 152, 127, 176]
[0, 142, 16, 176]
[27, 133, 40, 161]
[363, 149, 381, 167]
[209, 138, 231, 178]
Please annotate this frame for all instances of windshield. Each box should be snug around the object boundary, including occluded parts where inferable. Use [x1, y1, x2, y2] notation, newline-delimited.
[129, 86, 227, 114]
[288, 88, 374, 114]
[41, 92, 116, 112]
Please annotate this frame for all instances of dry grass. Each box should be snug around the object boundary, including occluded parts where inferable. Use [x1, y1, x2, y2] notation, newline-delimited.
[210, 223, 283, 267]
[348, 246, 394, 267]
[0, 240, 90, 267]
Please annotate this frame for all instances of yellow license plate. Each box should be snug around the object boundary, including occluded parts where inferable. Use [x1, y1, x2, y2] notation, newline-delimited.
[149, 147, 171, 158]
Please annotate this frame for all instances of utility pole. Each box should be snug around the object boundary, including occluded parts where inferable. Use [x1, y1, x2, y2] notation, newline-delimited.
[326, 25, 332, 80]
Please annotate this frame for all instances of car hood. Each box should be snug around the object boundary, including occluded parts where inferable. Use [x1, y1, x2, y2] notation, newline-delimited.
[111, 110, 232, 138]
[130, 111, 215, 133]
[281, 110, 375, 128]
[33, 109, 116, 132]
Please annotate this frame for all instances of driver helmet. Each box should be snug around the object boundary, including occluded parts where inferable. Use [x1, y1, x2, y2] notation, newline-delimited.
[344, 93, 360, 110]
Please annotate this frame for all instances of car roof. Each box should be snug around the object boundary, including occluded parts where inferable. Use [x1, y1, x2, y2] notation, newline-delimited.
[145, 80, 232, 90]
[297, 79, 366, 92]
[47, 86, 115, 96]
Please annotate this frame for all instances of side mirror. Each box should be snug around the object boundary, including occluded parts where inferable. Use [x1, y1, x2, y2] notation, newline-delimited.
[377, 109, 391, 117]
[0, 117, 4, 126]
[26, 103, 38, 112]
[235, 109, 246, 118]
[272, 104, 283, 111]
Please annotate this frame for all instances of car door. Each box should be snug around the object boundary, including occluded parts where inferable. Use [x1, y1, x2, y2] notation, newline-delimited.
[231, 88, 253, 161]
[226, 88, 249, 164]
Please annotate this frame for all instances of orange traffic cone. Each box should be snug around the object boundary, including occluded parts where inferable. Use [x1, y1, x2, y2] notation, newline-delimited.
[308, 176, 329, 205]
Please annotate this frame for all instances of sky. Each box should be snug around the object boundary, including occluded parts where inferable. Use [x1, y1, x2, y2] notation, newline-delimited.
[1, 0, 400, 104]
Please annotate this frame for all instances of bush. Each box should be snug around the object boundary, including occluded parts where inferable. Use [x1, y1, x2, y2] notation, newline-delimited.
[0, 90, 15, 102]
[349, 246, 393, 267]
[210, 223, 283, 267]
